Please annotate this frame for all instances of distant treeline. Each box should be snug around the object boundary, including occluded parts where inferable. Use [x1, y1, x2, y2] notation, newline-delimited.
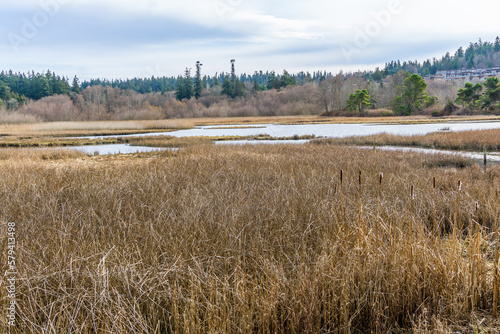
[0, 70, 80, 109]
[80, 70, 328, 94]
[0, 37, 498, 111]
[378, 37, 500, 79]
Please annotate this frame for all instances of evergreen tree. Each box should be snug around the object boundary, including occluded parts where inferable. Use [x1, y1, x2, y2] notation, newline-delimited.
[252, 79, 260, 93]
[495, 36, 500, 53]
[222, 60, 245, 98]
[266, 71, 277, 90]
[480, 77, 500, 110]
[280, 70, 296, 88]
[455, 82, 483, 110]
[392, 74, 429, 115]
[202, 75, 208, 90]
[71, 75, 81, 94]
[221, 74, 234, 98]
[0, 82, 11, 100]
[194, 61, 203, 99]
[175, 68, 194, 101]
[234, 79, 245, 98]
[30, 74, 52, 100]
[230, 59, 236, 88]
[346, 89, 371, 115]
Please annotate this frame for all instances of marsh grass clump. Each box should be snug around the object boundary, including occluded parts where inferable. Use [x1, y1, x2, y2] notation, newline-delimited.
[0, 147, 85, 161]
[0, 144, 499, 333]
[314, 128, 500, 152]
[424, 156, 474, 168]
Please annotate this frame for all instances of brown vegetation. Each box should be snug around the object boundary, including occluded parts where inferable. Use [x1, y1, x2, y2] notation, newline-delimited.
[0, 147, 85, 161]
[1, 143, 500, 332]
[315, 128, 500, 151]
[0, 119, 195, 138]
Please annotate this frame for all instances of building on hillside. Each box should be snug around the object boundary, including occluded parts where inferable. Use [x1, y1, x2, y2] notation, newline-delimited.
[431, 67, 500, 81]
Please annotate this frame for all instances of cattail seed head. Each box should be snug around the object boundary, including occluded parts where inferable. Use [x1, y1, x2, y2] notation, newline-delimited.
[411, 185, 415, 200]
[379, 172, 383, 185]
[340, 169, 343, 185]
[359, 170, 362, 186]
[458, 180, 462, 191]
[475, 201, 479, 211]
[433, 177, 436, 189]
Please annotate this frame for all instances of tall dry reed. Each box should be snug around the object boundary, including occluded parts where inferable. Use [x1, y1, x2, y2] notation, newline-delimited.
[0, 144, 499, 333]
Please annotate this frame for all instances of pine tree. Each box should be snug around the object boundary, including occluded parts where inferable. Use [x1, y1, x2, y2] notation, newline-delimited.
[30, 73, 52, 100]
[455, 82, 483, 110]
[252, 79, 260, 93]
[175, 68, 194, 101]
[0, 82, 11, 100]
[222, 60, 245, 98]
[280, 70, 296, 88]
[266, 71, 276, 90]
[71, 76, 81, 94]
[391, 74, 429, 115]
[194, 61, 203, 99]
[221, 74, 233, 98]
[230, 59, 236, 87]
[347, 89, 371, 115]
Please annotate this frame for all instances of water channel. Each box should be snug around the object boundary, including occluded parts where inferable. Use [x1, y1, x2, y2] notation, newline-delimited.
[58, 120, 500, 159]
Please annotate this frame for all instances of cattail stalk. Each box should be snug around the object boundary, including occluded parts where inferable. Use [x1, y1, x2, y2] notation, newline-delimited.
[376, 172, 383, 245]
[453, 180, 462, 240]
[409, 185, 414, 245]
[358, 170, 365, 247]
[432, 176, 437, 236]
[494, 230, 500, 317]
[484, 147, 487, 172]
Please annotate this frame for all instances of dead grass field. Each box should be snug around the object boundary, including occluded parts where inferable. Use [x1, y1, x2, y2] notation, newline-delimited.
[0, 143, 500, 333]
[0, 119, 195, 137]
[315, 128, 500, 152]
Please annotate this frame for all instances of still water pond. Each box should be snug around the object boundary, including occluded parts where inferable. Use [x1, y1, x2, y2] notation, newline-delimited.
[69, 144, 169, 155]
[60, 120, 500, 156]
[78, 121, 500, 140]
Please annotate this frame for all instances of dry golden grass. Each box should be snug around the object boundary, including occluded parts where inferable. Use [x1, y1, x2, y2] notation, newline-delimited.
[125, 136, 214, 148]
[0, 111, 39, 124]
[315, 128, 500, 151]
[188, 114, 500, 126]
[0, 119, 195, 137]
[0, 136, 124, 148]
[0, 134, 312, 149]
[0, 147, 86, 161]
[34, 119, 196, 131]
[1, 143, 500, 333]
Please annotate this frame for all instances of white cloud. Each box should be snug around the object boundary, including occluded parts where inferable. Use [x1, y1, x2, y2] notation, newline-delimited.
[0, 0, 498, 79]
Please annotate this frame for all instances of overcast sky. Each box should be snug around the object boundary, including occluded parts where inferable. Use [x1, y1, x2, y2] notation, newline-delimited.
[0, 0, 498, 80]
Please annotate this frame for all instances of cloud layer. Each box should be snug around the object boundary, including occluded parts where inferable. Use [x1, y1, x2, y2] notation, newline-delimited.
[0, 0, 498, 79]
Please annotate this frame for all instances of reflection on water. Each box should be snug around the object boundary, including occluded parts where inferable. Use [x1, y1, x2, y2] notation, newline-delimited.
[69, 144, 170, 155]
[73, 121, 500, 140]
